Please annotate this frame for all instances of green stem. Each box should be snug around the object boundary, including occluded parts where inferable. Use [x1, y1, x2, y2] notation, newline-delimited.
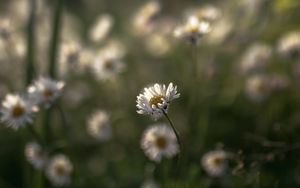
[49, 0, 64, 78]
[25, 0, 37, 85]
[27, 123, 43, 145]
[163, 111, 182, 154]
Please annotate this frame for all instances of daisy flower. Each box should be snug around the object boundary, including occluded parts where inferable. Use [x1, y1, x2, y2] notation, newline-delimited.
[25, 142, 47, 169]
[1, 94, 37, 130]
[92, 47, 125, 81]
[245, 75, 270, 102]
[27, 76, 65, 107]
[201, 150, 227, 177]
[174, 15, 211, 45]
[136, 83, 180, 120]
[89, 14, 114, 43]
[46, 154, 73, 187]
[240, 43, 272, 74]
[277, 31, 300, 58]
[87, 110, 112, 141]
[141, 124, 179, 162]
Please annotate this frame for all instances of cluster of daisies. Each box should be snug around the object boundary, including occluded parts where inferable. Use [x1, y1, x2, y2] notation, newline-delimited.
[0, 76, 74, 186]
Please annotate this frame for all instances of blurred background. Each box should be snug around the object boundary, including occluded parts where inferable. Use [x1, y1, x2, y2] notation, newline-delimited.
[1, 0, 300, 187]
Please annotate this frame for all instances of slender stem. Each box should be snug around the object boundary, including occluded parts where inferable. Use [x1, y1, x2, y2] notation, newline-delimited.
[49, 0, 63, 78]
[163, 111, 182, 153]
[25, 0, 36, 85]
[43, 109, 52, 145]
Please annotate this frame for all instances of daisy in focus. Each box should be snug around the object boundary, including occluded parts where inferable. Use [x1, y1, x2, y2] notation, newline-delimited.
[46, 154, 73, 187]
[136, 83, 180, 120]
[201, 150, 227, 177]
[25, 142, 47, 170]
[87, 110, 112, 141]
[174, 15, 211, 45]
[141, 124, 179, 162]
[27, 76, 65, 107]
[1, 94, 37, 130]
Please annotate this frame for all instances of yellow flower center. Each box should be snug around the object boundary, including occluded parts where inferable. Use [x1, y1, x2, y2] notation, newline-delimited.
[43, 89, 53, 98]
[104, 60, 114, 71]
[211, 156, 224, 166]
[11, 105, 24, 118]
[149, 95, 164, 107]
[55, 164, 67, 176]
[155, 136, 167, 149]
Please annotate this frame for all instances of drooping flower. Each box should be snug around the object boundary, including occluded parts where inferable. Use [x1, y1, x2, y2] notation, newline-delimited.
[141, 124, 179, 162]
[136, 83, 180, 120]
[27, 77, 65, 107]
[174, 15, 211, 45]
[46, 154, 73, 187]
[87, 110, 112, 141]
[201, 150, 227, 177]
[1, 94, 37, 130]
[25, 142, 47, 169]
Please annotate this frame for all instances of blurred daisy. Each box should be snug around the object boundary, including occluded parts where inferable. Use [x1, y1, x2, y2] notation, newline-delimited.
[141, 178, 160, 188]
[46, 154, 73, 187]
[141, 124, 179, 162]
[277, 31, 300, 58]
[245, 75, 270, 102]
[136, 83, 180, 120]
[174, 15, 211, 45]
[92, 47, 125, 81]
[25, 142, 47, 170]
[145, 33, 171, 57]
[0, 18, 12, 41]
[1, 94, 37, 130]
[240, 43, 272, 74]
[59, 40, 91, 77]
[87, 110, 112, 141]
[89, 14, 114, 43]
[27, 77, 65, 107]
[201, 150, 227, 177]
[194, 5, 221, 22]
[132, 1, 161, 36]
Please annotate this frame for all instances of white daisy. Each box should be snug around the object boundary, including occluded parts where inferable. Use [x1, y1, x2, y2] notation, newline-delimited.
[174, 15, 211, 45]
[240, 43, 272, 74]
[92, 47, 125, 81]
[132, 1, 161, 36]
[201, 150, 227, 177]
[245, 75, 270, 102]
[87, 110, 112, 141]
[1, 94, 37, 130]
[25, 142, 47, 170]
[136, 83, 180, 120]
[141, 124, 179, 162]
[89, 14, 114, 43]
[27, 77, 65, 107]
[277, 31, 300, 58]
[46, 154, 73, 187]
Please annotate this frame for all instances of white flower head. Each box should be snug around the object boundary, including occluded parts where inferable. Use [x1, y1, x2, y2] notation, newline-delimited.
[174, 15, 211, 45]
[201, 150, 227, 177]
[141, 124, 179, 162]
[240, 43, 272, 74]
[245, 75, 270, 102]
[28, 77, 65, 107]
[87, 110, 112, 141]
[89, 14, 114, 43]
[92, 47, 125, 81]
[136, 83, 180, 120]
[277, 31, 300, 58]
[132, 1, 161, 36]
[1, 94, 38, 130]
[46, 154, 73, 187]
[25, 142, 47, 170]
